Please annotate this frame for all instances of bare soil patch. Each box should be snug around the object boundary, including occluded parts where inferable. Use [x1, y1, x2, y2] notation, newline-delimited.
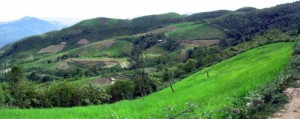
[92, 75, 127, 85]
[67, 58, 129, 68]
[269, 80, 300, 119]
[180, 40, 220, 47]
[77, 39, 89, 45]
[38, 44, 66, 54]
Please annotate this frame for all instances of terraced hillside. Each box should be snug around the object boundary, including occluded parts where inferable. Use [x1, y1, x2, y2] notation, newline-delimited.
[0, 43, 293, 118]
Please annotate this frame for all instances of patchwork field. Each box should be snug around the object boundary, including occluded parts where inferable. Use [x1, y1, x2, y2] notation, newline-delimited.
[0, 43, 293, 118]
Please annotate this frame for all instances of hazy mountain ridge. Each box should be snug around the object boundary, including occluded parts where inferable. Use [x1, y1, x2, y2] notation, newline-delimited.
[0, 17, 66, 47]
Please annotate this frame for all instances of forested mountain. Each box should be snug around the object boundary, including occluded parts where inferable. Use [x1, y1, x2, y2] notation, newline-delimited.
[0, 17, 65, 47]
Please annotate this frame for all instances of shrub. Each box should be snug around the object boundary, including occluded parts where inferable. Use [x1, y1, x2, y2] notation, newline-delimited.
[109, 80, 135, 102]
[81, 84, 111, 105]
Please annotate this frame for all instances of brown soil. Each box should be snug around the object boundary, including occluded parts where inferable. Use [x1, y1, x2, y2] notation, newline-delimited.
[180, 40, 220, 47]
[38, 44, 66, 54]
[93, 77, 114, 85]
[67, 58, 128, 68]
[92, 75, 127, 85]
[269, 80, 300, 119]
[77, 39, 89, 45]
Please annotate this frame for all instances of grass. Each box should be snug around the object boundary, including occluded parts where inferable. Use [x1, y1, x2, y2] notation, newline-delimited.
[0, 43, 293, 118]
[166, 23, 226, 40]
[93, 40, 132, 57]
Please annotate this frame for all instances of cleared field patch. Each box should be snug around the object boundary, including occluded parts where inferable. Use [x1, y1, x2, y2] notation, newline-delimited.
[0, 43, 293, 118]
[180, 39, 220, 47]
[93, 40, 132, 57]
[68, 57, 129, 68]
[166, 23, 226, 40]
[77, 39, 89, 45]
[145, 45, 168, 58]
[134, 22, 193, 37]
[68, 39, 115, 57]
[38, 44, 66, 54]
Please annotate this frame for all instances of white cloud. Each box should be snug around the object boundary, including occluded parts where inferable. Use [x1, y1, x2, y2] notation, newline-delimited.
[0, 0, 297, 24]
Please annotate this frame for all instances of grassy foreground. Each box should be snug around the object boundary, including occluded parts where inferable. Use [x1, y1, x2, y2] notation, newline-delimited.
[0, 43, 293, 118]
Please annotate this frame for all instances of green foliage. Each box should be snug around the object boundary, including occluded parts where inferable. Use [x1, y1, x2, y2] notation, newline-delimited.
[81, 84, 111, 105]
[167, 23, 226, 40]
[109, 80, 135, 101]
[213, 1, 300, 43]
[0, 83, 14, 107]
[27, 72, 41, 82]
[0, 43, 292, 118]
[161, 39, 180, 51]
[185, 10, 231, 22]
[8, 66, 24, 84]
[47, 82, 110, 107]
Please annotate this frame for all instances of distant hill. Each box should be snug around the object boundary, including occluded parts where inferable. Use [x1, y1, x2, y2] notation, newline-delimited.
[0, 17, 66, 47]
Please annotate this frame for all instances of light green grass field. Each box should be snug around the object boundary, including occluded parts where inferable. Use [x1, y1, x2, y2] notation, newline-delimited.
[167, 23, 226, 40]
[0, 43, 293, 118]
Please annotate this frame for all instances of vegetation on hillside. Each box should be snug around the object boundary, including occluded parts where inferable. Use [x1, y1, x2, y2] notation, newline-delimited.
[1, 1, 300, 118]
[0, 43, 293, 118]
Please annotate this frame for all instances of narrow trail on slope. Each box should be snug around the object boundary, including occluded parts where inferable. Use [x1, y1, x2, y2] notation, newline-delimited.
[269, 80, 300, 119]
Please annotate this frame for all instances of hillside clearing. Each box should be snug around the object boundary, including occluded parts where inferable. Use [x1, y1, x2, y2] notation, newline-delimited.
[166, 23, 226, 40]
[38, 44, 66, 54]
[180, 40, 220, 47]
[0, 43, 293, 118]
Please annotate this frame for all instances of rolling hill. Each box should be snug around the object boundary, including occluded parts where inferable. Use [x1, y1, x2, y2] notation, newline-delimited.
[0, 42, 293, 118]
[0, 17, 66, 47]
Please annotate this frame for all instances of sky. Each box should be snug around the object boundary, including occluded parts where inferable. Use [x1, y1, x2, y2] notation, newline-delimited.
[0, 0, 298, 25]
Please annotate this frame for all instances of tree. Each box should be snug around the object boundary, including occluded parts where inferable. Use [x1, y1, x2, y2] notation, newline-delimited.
[184, 59, 197, 73]
[81, 84, 111, 105]
[7, 66, 24, 85]
[163, 68, 175, 92]
[27, 72, 41, 82]
[109, 80, 135, 101]
[162, 39, 180, 51]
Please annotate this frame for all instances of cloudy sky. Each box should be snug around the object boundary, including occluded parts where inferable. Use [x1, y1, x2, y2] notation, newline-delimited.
[0, 0, 298, 25]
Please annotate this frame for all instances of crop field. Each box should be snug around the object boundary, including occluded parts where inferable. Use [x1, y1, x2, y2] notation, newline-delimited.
[166, 23, 226, 40]
[0, 43, 293, 118]
[180, 40, 220, 47]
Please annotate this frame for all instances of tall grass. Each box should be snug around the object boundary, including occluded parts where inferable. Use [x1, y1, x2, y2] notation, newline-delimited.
[0, 43, 293, 119]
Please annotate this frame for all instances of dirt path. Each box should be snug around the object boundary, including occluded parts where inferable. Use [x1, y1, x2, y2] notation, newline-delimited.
[269, 80, 300, 119]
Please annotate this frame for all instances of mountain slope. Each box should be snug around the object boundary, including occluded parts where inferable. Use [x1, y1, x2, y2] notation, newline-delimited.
[0, 17, 66, 47]
[0, 42, 293, 118]
[0, 13, 186, 60]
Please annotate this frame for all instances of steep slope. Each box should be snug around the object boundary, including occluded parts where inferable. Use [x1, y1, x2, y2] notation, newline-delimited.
[0, 43, 293, 118]
[0, 17, 65, 47]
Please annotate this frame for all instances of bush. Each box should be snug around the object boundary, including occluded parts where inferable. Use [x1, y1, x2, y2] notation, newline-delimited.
[81, 84, 111, 105]
[47, 82, 83, 107]
[45, 82, 111, 107]
[109, 80, 135, 102]
[0, 83, 14, 107]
